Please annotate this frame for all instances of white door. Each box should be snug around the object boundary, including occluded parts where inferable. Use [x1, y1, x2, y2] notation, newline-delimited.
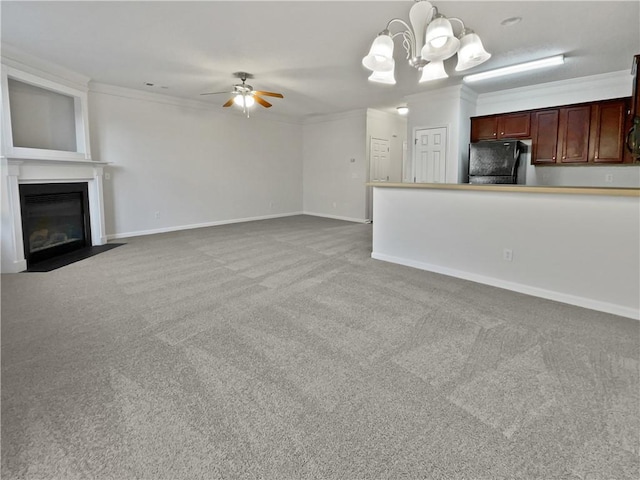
[414, 127, 447, 183]
[370, 138, 391, 182]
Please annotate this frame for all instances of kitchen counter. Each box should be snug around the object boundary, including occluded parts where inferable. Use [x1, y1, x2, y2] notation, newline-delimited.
[367, 182, 640, 197]
[369, 183, 640, 320]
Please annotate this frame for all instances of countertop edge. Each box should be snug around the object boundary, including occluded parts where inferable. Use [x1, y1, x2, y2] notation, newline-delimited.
[366, 182, 640, 197]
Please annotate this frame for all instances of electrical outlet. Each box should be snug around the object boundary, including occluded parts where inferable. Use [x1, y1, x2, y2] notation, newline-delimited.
[605, 173, 614, 183]
[154, 211, 160, 219]
[503, 248, 513, 262]
[332, 202, 337, 208]
[104, 172, 111, 180]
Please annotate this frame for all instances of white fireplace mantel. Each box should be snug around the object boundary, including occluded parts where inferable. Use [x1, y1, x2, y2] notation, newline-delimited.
[1, 157, 109, 273]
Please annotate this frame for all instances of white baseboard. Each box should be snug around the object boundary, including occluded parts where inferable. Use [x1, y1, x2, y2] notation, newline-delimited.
[372, 252, 640, 321]
[303, 211, 369, 224]
[107, 212, 304, 240]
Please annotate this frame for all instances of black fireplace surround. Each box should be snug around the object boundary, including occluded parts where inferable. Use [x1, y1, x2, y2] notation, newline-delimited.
[19, 182, 92, 267]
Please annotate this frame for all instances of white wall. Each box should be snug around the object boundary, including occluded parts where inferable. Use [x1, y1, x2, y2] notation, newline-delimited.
[372, 186, 640, 320]
[302, 110, 368, 222]
[89, 84, 303, 239]
[406, 85, 477, 184]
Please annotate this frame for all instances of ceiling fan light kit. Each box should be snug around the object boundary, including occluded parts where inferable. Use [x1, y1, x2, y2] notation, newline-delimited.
[362, 0, 491, 84]
[200, 72, 283, 117]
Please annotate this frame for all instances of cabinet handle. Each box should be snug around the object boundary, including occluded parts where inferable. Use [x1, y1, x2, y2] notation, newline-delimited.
[552, 156, 556, 160]
[501, 132, 504, 135]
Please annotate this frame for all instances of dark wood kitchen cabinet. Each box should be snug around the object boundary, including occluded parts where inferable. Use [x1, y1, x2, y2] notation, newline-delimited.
[531, 105, 590, 164]
[472, 97, 632, 164]
[471, 116, 498, 141]
[557, 105, 591, 163]
[471, 112, 531, 142]
[589, 99, 629, 163]
[531, 109, 559, 164]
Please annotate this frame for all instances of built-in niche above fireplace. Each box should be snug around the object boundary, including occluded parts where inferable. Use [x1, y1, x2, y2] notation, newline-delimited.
[1, 61, 109, 273]
[19, 183, 92, 267]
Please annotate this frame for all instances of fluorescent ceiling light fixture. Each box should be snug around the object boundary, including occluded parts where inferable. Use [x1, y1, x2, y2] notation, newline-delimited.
[463, 54, 565, 82]
[396, 106, 409, 115]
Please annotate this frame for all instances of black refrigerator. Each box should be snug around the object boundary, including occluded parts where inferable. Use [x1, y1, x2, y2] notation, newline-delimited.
[468, 140, 525, 184]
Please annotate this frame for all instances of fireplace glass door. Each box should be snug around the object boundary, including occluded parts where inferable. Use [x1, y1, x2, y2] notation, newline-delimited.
[19, 183, 92, 266]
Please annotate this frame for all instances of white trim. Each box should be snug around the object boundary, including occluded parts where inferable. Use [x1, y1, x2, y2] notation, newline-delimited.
[372, 252, 640, 321]
[302, 211, 368, 224]
[107, 212, 305, 240]
[2, 66, 93, 161]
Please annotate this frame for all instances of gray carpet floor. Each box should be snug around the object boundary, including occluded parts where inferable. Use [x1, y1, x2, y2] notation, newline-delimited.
[1, 215, 638, 480]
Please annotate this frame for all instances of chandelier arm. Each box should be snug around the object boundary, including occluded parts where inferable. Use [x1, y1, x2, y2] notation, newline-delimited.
[384, 18, 417, 59]
[401, 33, 413, 61]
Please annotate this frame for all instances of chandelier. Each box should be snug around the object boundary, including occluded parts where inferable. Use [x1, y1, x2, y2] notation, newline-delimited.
[362, 0, 491, 84]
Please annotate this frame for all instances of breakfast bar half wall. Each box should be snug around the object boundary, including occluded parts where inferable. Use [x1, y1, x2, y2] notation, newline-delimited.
[369, 183, 640, 320]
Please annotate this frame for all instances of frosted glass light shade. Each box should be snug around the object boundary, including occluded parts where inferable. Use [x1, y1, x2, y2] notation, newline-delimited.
[368, 65, 396, 84]
[455, 32, 491, 71]
[425, 17, 453, 49]
[234, 94, 255, 108]
[419, 61, 448, 82]
[421, 38, 459, 62]
[362, 34, 395, 72]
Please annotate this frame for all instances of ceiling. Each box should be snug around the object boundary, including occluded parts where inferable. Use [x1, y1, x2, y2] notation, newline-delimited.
[2, 1, 639, 121]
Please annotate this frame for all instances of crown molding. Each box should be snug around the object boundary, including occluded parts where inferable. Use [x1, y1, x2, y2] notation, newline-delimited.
[89, 82, 302, 125]
[405, 83, 471, 105]
[475, 70, 632, 115]
[302, 109, 367, 126]
[0, 43, 91, 91]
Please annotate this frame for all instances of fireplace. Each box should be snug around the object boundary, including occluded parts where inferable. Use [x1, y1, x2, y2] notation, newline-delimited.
[19, 183, 92, 267]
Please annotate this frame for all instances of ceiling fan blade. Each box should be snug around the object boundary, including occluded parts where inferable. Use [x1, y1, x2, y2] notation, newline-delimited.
[222, 98, 234, 107]
[254, 90, 283, 98]
[200, 91, 231, 96]
[253, 95, 272, 108]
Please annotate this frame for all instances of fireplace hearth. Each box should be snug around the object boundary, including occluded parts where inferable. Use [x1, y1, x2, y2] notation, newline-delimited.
[19, 183, 92, 267]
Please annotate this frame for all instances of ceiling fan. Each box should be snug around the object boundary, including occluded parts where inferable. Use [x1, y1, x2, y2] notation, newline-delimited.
[200, 72, 283, 117]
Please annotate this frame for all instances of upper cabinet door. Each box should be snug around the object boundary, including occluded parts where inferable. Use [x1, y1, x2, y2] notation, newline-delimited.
[497, 113, 531, 139]
[558, 105, 591, 163]
[470, 116, 498, 142]
[531, 109, 560, 164]
[590, 99, 628, 163]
